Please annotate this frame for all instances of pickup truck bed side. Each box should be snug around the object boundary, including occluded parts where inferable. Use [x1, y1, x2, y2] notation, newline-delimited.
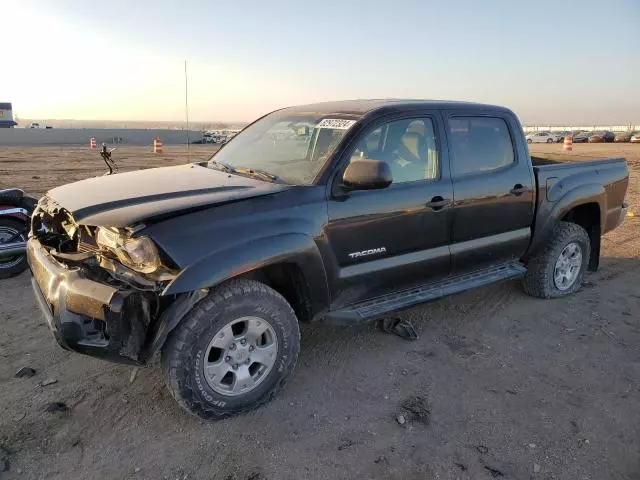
[528, 158, 629, 268]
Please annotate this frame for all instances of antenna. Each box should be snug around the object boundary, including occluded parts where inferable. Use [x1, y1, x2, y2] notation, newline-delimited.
[184, 60, 190, 157]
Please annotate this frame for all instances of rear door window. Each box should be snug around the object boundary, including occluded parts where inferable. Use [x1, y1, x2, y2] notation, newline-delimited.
[448, 117, 515, 176]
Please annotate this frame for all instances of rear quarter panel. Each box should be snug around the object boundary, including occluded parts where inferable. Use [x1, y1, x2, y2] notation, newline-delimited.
[527, 158, 628, 258]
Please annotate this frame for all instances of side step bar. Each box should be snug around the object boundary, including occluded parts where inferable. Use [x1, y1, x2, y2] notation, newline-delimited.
[325, 263, 527, 325]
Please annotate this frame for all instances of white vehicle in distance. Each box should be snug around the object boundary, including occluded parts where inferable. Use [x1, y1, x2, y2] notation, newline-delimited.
[28, 122, 52, 129]
[526, 131, 560, 144]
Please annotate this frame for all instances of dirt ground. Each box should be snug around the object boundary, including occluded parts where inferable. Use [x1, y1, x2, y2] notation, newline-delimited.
[1, 144, 639, 480]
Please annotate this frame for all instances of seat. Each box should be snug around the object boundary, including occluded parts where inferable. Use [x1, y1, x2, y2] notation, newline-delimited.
[390, 130, 428, 183]
[0, 188, 24, 206]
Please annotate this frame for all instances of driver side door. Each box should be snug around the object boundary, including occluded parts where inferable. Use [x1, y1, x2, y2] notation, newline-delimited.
[324, 113, 453, 308]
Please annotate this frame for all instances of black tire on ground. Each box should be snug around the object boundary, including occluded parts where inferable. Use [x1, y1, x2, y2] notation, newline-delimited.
[527, 138, 532, 144]
[161, 279, 300, 420]
[523, 221, 591, 299]
[547, 138, 553, 143]
[0, 217, 29, 280]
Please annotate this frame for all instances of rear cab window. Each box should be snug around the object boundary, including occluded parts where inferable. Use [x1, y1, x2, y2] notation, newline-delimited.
[447, 117, 515, 177]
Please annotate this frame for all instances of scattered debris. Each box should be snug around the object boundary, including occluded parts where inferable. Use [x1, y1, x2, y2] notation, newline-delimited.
[0, 459, 7, 473]
[377, 317, 418, 340]
[476, 445, 489, 454]
[570, 420, 579, 434]
[40, 378, 58, 387]
[395, 414, 406, 426]
[134, 467, 141, 473]
[15, 367, 36, 378]
[337, 439, 354, 451]
[577, 438, 591, 448]
[129, 367, 140, 384]
[454, 462, 467, 471]
[400, 395, 431, 425]
[44, 402, 68, 413]
[533, 463, 541, 473]
[505, 389, 518, 395]
[13, 413, 26, 422]
[374, 456, 389, 466]
[599, 324, 625, 346]
[528, 443, 537, 449]
[484, 465, 504, 478]
[32, 175, 40, 179]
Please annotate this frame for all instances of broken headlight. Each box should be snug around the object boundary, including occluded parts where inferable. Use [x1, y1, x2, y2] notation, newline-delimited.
[96, 227, 161, 274]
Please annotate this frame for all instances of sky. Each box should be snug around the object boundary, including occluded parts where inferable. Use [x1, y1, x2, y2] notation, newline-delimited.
[2, 0, 639, 124]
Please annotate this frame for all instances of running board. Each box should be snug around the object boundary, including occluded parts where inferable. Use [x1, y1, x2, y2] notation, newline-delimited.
[324, 263, 526, 325]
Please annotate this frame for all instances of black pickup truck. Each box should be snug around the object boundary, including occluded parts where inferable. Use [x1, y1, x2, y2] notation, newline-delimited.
[27, 100, 629, 419]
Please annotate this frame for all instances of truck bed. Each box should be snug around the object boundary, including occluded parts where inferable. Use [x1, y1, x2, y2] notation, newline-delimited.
[528, 155, 629, 259]
[531, 152, 622, 166]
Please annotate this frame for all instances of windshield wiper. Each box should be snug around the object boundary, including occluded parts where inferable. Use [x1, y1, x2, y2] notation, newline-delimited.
[209, 160, 236, 173]
[234, 167, 278, 182]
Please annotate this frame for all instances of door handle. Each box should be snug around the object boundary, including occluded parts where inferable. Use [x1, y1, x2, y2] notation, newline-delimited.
[510, 184, 527, 196]
[426, 196, 451, 210]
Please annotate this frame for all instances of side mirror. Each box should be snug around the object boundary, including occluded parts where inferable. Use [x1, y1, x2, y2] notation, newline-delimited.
[342, 159, 392, 190]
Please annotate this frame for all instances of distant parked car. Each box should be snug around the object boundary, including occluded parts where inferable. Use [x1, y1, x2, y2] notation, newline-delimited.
[28, 122, 52, 129]
[573, 131, 592, 143]
[588, 131, 615, 143]
[526, 131, 561, 144]
[631, 132, 640, 143]
[615, 131, 636, 142]
[553, 131, 573, 143]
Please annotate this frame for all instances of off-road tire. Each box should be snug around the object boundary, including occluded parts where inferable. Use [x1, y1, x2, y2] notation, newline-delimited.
[0, 217, 29, 280]
[161, 279, 300, 420]
[523, 221, 590, 299]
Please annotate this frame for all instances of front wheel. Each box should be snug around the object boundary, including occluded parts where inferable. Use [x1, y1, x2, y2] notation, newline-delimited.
[161, 279, 300, 420]
[547, 138, 553, 143]
[527, 138, 533, 144]
[523, 222, 590, 299]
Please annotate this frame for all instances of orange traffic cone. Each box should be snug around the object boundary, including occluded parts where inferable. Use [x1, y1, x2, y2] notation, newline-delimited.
[153, 136, 163, 154]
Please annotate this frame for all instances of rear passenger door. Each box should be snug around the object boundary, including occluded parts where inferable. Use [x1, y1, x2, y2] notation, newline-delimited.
[444, 112, 535, 273]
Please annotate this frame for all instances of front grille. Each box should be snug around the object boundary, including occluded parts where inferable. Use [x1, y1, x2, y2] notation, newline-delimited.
[78, 242, 100, 254]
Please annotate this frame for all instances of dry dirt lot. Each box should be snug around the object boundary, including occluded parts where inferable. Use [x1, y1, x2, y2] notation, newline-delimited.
[0, 144, 639, 480]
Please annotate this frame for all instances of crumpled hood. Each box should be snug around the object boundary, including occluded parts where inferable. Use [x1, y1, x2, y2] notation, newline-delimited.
[46, 163, 289, 226]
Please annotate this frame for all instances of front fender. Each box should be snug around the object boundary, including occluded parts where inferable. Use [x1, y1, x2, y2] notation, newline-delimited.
[162, 233, 330, 314]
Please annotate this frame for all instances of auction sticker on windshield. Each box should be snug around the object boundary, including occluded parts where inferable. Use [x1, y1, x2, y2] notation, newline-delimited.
[317, 118, 356, 130]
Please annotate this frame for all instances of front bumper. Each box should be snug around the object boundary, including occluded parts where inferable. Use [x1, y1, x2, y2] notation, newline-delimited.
[27, 238, 153, 365]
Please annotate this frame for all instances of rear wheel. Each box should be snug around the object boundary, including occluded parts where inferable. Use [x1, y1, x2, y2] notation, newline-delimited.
[0, 217, 28, 279]
[162, 279, 300, 420]
[547, 138, 553, 143]
[523, 222, 590, 299]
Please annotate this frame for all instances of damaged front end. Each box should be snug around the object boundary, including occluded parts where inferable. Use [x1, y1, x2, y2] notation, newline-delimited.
[28, 196, 181, 365]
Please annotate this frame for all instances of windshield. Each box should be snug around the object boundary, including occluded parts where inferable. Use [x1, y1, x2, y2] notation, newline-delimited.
[207, 111, 359, 185]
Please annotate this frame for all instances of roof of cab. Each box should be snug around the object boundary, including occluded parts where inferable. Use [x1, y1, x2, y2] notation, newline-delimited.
[282, 99, 512, 116]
